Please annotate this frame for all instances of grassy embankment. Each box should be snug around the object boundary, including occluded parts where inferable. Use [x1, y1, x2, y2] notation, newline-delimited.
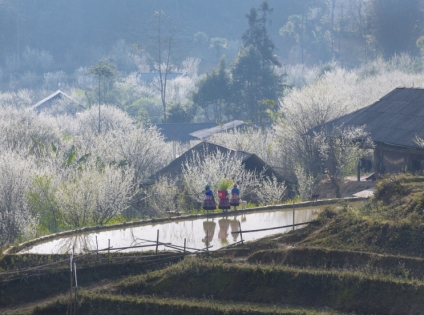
[4, 173, 424, 315]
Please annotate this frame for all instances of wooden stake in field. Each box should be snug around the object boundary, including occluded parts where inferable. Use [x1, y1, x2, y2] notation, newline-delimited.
[156, 229, 159, 255]
[238, 221, 244, 244]
[96, 235, 99, 261]
[67, 250, 74, 315]
[74, 262, 78, 315]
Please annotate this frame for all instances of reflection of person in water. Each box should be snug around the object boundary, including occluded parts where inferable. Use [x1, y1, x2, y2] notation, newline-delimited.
[202, 220, 216, 245]
[218, 218, 231, 244]
[230, 218, 240, 242]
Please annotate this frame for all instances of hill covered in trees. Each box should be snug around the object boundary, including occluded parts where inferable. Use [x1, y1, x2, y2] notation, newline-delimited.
[1, 0, 423, 76]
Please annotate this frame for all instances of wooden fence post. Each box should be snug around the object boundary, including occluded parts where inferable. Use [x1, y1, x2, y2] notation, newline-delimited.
[156, 230, 159, 255]
[68, 253, 74, 315]
[74, 262, 78, 315]
[96, 236, 98, 261]
[239, 221, 244, 244]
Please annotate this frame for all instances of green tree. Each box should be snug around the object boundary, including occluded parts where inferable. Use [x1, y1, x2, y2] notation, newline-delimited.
[242, 1, 281, 67]
[192, 55, 232, 122]
[27, 174, 62, 234]
[280, 14, 306, 64]
[231, 45, 282, 125]
[368, 0, 423, 57]
[417, 36, 424, 55]
[87, 60, 115, 133]
[167, 102, 198, 123]
[233, 1, 284, 125]
[209, 37, 227, 59]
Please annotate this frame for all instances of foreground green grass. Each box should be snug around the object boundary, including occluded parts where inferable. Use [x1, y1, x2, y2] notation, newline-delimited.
[112, 257, 424, 314]
[248, 247, 424, 280]
[6, 173, 424, 315]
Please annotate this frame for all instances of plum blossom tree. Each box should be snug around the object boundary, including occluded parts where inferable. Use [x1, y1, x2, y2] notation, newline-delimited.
[0, 106, 60, 157]
[92, 165, 136, 225]
[0, 152, 37, 245]
[55, 168, 98, 228]
[313, 125, 373, 198]
[147, 176, 179, 215]
[256, 174, 286, 205]
[208, 128, 283, 167]
[293, 164, 316, 201]
[181, 150, 261, 203]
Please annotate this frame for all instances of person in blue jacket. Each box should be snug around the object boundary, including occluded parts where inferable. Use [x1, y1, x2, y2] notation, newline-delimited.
[230, 184, 240, 210]
[202, 184, 216, 210]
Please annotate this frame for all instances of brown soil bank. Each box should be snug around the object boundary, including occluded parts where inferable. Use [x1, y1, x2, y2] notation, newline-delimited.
[115, 258, 424, 315]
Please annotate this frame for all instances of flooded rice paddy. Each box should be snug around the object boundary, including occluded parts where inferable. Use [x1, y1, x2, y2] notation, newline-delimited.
[19, 207, 322, 254]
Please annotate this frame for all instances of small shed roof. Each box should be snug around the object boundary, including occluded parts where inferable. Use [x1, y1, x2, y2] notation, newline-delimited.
[189, 120, 248, 140]
[155, 122, 216, 142]
[32, 90, 78, 112]
[308, 87, 424, 149]
[150, 141, 284, 182]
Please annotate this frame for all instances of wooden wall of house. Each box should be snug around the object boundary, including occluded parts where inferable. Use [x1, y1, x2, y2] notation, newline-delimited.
[373, 144, 424, 177]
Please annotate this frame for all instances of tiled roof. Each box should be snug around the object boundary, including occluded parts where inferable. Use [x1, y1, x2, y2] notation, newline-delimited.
[309, 87, 424, 148]
[32, 90, 77, 111]
[150, 141, 284, 182]
[155, 123, 217, 142]
[189, 120, 247, 140]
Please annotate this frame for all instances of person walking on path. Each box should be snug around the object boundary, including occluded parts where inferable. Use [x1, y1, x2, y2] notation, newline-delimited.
[218, 189, 231, 212]
[202, 184, 216, 211]
[230, 184, 240, 210]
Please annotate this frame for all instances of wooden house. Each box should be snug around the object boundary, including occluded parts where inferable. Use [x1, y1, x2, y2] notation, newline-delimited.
[148, 141, 285, 184]
[154, 120, 255, 143]
[32, 90, 82, 114]
[311, 87, 424, 177]
[154, 122, 216, 143]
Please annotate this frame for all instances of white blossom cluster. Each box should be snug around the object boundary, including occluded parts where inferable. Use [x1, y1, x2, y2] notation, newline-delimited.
[277, 58, 424, 198]
[0, 105, 172, 245]
[180, 149, 285, 205]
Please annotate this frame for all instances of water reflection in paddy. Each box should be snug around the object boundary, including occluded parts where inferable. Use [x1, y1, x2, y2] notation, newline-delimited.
[19, 207, 321, 254]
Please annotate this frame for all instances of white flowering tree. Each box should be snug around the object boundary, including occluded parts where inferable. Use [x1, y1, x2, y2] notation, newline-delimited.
[256, 174, 286, 205]
[313, 125, 373, 198]
[54, 168, 98, 228]
[0, 152, 37, 245]
[147, 176, 180, 214]
[92, 165, 136, 225]
[293, 164, 316, 201]
[208, 128, 283, 168]
[181, 150, 262, 203]
[0, 107, 61, 158]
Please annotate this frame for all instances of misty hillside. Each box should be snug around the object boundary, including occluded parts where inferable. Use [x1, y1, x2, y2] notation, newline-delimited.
[0, 0, 422, 76]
